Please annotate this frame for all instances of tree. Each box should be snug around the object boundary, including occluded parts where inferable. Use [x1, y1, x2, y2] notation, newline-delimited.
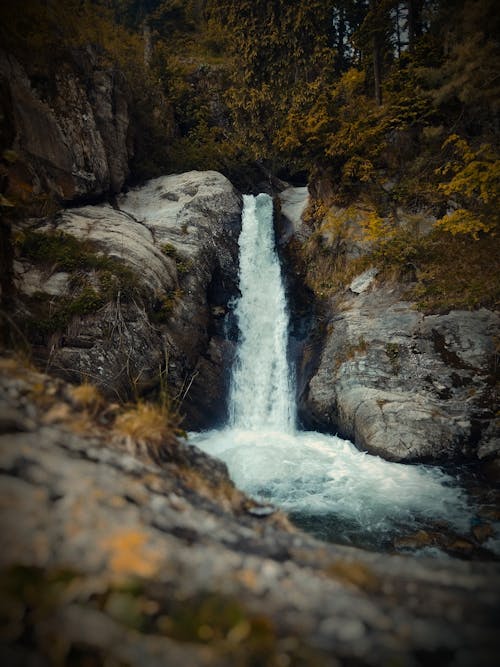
[204, 0, 336, 164]
[407, 0, 424, 52]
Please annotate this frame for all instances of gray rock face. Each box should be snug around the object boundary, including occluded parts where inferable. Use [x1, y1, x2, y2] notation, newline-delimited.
[301, 283, 499, 462]
[0, 48, 132, 201]
[349, 267, 379, 294]
[278, 186, 309, 242]
[16, 171, 242, 428]
[1, 359, 499, 666]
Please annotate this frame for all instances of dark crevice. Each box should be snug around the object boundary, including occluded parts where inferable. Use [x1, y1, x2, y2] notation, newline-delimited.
[431, 329, 472, 370]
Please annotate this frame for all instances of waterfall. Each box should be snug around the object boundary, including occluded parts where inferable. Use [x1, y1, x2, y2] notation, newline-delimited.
[229, 194, 295, 431]
[190, 193, 473, 554]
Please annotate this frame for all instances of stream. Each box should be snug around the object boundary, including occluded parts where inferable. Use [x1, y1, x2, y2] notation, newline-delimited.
[190, 194, 499, 558]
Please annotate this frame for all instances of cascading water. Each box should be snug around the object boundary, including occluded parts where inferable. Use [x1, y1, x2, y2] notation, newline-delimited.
[190, 194, 474, 553]
[228, 194, 295, 431]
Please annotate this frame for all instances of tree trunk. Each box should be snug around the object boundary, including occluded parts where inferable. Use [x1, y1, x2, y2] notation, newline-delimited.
[337, 7, 346, 73]
[373, 34, 382, 105]
[395, 3, 402, 59]
[370, 0, 383, 105]
[143, 19, 152, 68]
[407, 0, 423, 53]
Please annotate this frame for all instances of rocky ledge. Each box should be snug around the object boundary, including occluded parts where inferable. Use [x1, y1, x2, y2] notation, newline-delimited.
[14, 170, 242, 428]
[1, 357, 500, 666]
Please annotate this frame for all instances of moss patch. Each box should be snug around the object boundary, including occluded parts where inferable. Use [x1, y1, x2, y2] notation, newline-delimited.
[15, 229, 142, 340]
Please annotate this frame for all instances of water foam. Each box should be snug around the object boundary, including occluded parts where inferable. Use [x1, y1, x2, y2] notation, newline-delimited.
[190, 194, 471, 547]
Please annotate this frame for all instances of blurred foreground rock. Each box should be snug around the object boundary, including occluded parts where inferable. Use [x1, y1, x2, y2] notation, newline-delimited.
[1, 358, 499, 666]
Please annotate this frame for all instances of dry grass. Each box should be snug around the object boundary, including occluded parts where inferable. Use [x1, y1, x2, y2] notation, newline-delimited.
[114, 402, 181, 462]
[69, 382, 103, 413]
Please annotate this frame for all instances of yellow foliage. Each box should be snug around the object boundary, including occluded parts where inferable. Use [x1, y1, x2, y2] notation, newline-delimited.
[436, 209, 493, 239]
[436, 136, 499, 237]
[103, 529, 162, 578]
[359, 210, 395, 243]
[339, 68, 366, 95]
[342, 156, 375, 182]
[113, 399, 183, 465]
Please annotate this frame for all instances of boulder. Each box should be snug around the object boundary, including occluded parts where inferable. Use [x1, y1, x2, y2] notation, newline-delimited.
[300, 282, 499, 462]
[278, 186, 309, 242]
[1, 357, 499, 667]
[15, 171, 242, 428]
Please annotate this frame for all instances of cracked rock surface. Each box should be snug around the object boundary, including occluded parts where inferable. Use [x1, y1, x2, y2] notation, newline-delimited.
[15, 171, 242, 428]
[300, 284, 499, 462]
[279, 187, 498, 465]
[1, 358, 500, 666]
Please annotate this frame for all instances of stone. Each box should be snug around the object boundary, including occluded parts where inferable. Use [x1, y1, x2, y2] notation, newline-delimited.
[349, 267, 379, 294]
[1, 359, 499, 666]
[15, 171, 242, 427]
[300, 285, 499, 462]
[0, 48, 132, 202]
[278, 186, 309, 242]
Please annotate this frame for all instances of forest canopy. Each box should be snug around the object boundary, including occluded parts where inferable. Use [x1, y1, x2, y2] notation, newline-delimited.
[1, 0, 499, 240]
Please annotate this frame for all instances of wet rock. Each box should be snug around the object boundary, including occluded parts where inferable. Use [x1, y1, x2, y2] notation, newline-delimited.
[244, 503, 277, 518]
[472, 523, 494, 543]
[278, 186, 309, 242]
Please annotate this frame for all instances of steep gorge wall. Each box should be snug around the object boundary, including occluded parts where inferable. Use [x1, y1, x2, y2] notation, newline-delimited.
[0, 48, 133, 204]
[1, 47, 241, 429]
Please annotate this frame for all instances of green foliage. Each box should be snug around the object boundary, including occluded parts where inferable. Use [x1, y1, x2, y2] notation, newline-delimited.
[385, 342, 401, 374]
[17, 230, 140, 295]
[160, 242, 192, 277]
[18, 230, 106, 272]
[161, 242, 178, 257]
[150, 288, 183, 324]
[23, 287, 104, 338]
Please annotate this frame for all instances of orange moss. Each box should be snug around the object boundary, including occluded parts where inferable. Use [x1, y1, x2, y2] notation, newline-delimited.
[103, 529, 162, 579]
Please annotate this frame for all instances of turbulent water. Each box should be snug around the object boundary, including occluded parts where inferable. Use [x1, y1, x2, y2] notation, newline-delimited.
[190, 194, 472, 551]
[228, 195, 295, 431]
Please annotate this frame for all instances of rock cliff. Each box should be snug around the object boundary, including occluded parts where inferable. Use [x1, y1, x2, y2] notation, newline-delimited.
[0, 48, 132, 202]
[279, 187, 499, 465]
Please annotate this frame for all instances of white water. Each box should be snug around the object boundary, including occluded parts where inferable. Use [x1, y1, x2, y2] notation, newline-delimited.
[190, 194, 471, 548]
[228, 194, 295, 431]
